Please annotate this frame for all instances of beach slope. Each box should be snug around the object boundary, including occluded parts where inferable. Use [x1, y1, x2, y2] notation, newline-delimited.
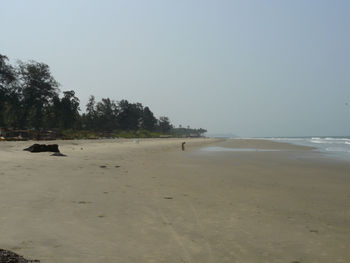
[0, 138, 349, 262]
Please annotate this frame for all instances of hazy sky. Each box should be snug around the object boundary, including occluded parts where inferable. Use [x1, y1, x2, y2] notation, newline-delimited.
[1, 0, 349, 137]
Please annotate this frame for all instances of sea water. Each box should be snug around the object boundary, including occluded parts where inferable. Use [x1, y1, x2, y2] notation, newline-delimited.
[201, 137, 350, 161]
[200, 147, 280, 152]
[267, 137, 350, 161]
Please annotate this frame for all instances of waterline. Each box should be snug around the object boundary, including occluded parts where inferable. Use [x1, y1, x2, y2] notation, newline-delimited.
[266, 137, 350, 161]
[199, 146, 281, 152]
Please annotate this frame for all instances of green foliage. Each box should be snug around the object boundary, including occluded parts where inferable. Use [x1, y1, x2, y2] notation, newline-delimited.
[84, 95, 97, 129]
[57, 129, 164, 139]
[158, 116, 172, 133]
[0, 54, 16, 89]
[0, 53, 207, 139]
[114, 130, 162, 138]
[17, 60, 60, 129]
[171, 127, 207, 137]
[95, 98, 118, 131]
[116, 100, 143, 130]
[60, 91, 80, 129]
[114, 130, 136, 138]
[0, 54, 17, 127]
[141, 106, 157, 131]
[61, 129, 99, 140]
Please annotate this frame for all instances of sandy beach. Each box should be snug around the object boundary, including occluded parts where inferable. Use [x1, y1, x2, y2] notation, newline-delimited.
[0, 138, 350, 263]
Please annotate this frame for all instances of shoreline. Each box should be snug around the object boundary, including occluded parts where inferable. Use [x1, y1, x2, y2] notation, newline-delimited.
[1, 138, 349, 262]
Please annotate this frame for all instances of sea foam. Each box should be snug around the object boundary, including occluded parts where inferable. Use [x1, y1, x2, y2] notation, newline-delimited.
[268, 137, 350, 160]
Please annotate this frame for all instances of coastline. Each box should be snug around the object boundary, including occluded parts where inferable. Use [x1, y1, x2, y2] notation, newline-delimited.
[1, 138, 350, 262]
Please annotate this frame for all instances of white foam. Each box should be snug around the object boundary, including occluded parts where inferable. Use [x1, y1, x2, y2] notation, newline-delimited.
[268, 137, 350, 159]
[310, 139, 326, 144]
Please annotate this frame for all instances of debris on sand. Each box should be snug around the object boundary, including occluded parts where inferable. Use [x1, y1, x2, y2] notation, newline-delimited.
[50, 152, 67, 157]
[0, 249, 40, 263]
[23, 144, 59, 153]
[24, 144, 67, 157]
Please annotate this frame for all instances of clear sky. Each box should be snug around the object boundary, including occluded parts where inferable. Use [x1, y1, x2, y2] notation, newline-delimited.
[1, 0, 349, 137]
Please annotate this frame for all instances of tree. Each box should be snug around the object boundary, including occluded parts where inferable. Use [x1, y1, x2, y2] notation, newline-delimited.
[84, 95, 97, 129]
[117, 100, 143, 130]
[141, 106, 157, 131]
[59, 90, 80, 129]
[0, 54, 17, 127]
[1, 54, 189, 136]
[17, 61, 59, 129]
[197, 128, 207, 135]
[0, 54, 16, 88]
[158, 116, 172, 133]
[95, 98, 118, 131]
[44, 94, 61, 129]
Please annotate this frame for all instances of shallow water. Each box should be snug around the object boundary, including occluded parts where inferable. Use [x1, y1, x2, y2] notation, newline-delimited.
[266, 137, 350, 161]
[199, 146, 281, 152]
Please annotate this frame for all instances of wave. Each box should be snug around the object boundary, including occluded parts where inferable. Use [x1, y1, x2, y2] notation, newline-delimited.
[267, 137, 350, 159]
[310, 139, 327, 144]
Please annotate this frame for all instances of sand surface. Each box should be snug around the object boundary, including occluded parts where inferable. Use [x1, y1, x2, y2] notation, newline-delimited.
[0, 138, 350, 263]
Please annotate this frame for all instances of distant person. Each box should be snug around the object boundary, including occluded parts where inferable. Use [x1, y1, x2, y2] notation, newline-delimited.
[182, 142, 186, 151]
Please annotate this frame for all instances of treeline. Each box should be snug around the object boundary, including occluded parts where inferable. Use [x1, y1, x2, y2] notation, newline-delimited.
[0, 54, 170, 132]
[0, 53, 206, 137]
[172, 127, 207, 137]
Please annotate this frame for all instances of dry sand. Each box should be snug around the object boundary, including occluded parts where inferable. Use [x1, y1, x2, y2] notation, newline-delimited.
[0, 138, 350, 263]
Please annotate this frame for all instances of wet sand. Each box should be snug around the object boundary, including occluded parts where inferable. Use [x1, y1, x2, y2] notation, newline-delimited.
[0, 138, 350, 262]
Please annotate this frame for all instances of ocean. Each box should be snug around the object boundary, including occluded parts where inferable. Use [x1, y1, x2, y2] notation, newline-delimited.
[267, 137, 350, 161]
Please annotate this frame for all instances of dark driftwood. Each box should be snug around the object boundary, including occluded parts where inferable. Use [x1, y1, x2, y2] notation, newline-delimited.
[23, 144, 60, 153]
[0, 249, 40, 263]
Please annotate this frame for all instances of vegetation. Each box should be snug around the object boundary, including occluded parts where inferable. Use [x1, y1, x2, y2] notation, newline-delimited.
[0, 53, 207, 139]
[171, 127, 207, 137]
